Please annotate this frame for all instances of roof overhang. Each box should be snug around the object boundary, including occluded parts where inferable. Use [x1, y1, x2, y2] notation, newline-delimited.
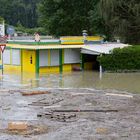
[81, 48, 100, 55]
[7, 44, 83, 50]
[81, 43, 129, 55]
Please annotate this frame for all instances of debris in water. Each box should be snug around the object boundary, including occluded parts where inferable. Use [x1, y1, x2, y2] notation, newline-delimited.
[5, 124, 48, 136]
[29, 98, 63, 106]
[96, 127, 108, 134]
[105, 93, 133, 98]
[51, 109, 118, 113]
[21, 91, 50, 96]
[37, 112, 77, 122]
[8, 122, 28, 131]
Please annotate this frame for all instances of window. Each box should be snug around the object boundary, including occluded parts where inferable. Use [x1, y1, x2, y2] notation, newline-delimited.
[12, 49, 21, 65]
[50, 50, 59, 66]
[64, 49, 80, 64]
[3, 49, 11, 64]
[39, 50, 48, 67]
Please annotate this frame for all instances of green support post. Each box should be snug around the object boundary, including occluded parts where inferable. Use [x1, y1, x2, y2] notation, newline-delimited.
[59, 49, 63, 73]
[21, 49, 23, 73]
[36, 50, 39, 74]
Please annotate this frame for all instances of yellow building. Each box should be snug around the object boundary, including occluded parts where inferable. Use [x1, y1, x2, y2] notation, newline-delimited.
[3, 36, 103, 74]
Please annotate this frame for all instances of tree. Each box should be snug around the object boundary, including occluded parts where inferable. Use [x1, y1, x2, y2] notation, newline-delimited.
[39, 0, 101, 36]
[99, 0, 140, 44]
[0, 0, 41, 28]
[0, 16, 4, 23]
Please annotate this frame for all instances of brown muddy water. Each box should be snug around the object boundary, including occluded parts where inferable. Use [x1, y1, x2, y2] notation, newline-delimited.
[1, 71, 140, 94]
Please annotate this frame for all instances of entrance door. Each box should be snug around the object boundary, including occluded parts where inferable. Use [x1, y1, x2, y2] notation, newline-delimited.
[22, 50, 36, 73]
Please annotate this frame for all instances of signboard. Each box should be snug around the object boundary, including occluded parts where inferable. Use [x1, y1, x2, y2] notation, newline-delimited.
[0, 35, 7, 53]
[0, 44, 6, 74]
[0, 24, 5, 36]
[0, 44, 6, 53]
[7, 26, 15, 35]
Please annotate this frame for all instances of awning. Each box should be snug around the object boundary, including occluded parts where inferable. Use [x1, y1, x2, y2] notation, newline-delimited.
[81, 43, 129, 55]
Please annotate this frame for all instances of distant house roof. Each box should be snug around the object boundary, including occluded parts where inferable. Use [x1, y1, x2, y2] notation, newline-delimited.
[60, 36, 103, 45]
[81, 43, 129, 55]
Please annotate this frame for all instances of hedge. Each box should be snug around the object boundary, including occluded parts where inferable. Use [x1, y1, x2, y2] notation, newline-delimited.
[97, 45, 140, 71]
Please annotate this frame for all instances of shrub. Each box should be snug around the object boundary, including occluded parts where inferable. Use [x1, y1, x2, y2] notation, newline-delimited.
[97, 45, 140, 71]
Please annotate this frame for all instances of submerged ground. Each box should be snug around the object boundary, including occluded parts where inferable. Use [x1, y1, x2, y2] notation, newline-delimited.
[0, 88, 140, 140]
[0, 71, 140, 140]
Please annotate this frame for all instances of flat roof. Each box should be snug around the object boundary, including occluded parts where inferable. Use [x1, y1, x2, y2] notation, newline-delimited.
[81, 43, 129, 55]
[6, 42, 129, 54]
[7, 44, 83, 49]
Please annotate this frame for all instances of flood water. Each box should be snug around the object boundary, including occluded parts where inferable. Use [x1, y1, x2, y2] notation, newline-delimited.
[0, 71, 140, 94]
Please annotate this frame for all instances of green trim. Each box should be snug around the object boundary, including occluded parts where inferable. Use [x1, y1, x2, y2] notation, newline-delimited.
[10, 48, 12, 65]
[6, 46, 36, 50]
[7, 41, 60, 45]
[59, 49, 63, 73]
[0, 52, 1, 60]
[5, 47, 11, 49]
[62, 49, 64, 64]
[11, 48, 21, 50]
[36, 50, 39, 74]
[21, 49, 23, 72]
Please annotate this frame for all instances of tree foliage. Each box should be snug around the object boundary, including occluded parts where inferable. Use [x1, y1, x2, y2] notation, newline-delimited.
[0, 0, 41, 28]
[99, 0, 140, 44]
[0, 0, 139, 43]
[39, 0, 101, 36]
[0, 16, 4, 23]
[97, 45, 140, 71]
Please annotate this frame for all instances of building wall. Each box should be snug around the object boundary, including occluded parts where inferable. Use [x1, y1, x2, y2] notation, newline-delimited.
[3, 47, 82, 74]
[39, 49, 81, 74]
[39, 67, 59, 74]
[3, 48, 22, 73]
[60, 36, 103, 45]
[21, 50, 36, 73]
[39, 64, 81, 74]
[84, 62, 93, 70]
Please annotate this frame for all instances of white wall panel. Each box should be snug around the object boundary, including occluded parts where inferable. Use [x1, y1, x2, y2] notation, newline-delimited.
[12, 49, 21, 65]
[64, 49, 80, 64]
[50, 50, 59, 66]
[3, 49, 11, 64]
[39, 50, 48, 67]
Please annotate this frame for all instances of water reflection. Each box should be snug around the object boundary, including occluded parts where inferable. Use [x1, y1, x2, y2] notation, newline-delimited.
[0, 71, 140, 93]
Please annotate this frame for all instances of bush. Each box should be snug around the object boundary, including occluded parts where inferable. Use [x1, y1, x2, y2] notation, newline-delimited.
[97, 45, 140, 71]
[15, 23, 47, 35]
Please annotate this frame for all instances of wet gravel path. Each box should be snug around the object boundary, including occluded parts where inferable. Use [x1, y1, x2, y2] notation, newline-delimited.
[0, 88, 140, 140]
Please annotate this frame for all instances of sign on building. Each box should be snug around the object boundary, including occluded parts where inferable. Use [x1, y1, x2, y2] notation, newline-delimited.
[7, 26, 15, 35]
